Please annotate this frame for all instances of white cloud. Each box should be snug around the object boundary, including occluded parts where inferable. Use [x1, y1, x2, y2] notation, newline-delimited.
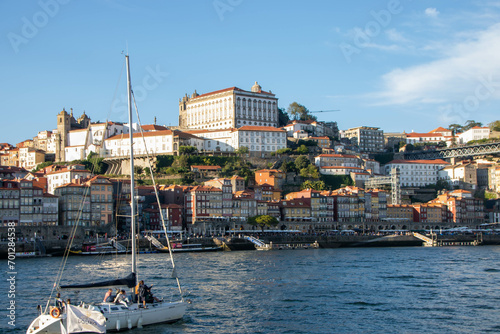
[369, 23, 500, 106]
[385, 29, 409, 43]
[425, 8, 440, 18]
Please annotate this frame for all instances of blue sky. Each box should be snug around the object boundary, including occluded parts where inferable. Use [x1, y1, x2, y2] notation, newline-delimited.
[1, 0, 500, 145]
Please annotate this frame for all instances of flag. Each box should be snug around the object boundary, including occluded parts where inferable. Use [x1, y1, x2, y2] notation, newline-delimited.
[66, 304, 106, 334]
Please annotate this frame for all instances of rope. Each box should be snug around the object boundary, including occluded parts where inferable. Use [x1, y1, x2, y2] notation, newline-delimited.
[131, 91, 184, 298]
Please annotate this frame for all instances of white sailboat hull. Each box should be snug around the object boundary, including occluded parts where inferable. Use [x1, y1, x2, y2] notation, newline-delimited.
[105, 301, 187, 331]
[27, 301, 187, 334]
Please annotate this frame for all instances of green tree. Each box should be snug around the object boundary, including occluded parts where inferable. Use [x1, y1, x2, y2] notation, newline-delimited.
[235, 146, 249, 155]
[277, 107, 290, 127]
[489, 120, 500, 132]
[248, 215, 279, 232]
[296, 144, 309, 154]
[172, 155, 189, 170]
[294, 155, 310, 170]
[134, 166, 144, 179]
[179, 145, 197, 155]
[276, 148, 292, 155]
[463, 120, 482, 131]
[448, 123, 463, 136]
[287, 102, 317, 121]
[301, 180, 326, 190]
[280, 161, 296, 174]
[300, 164, 320, 179]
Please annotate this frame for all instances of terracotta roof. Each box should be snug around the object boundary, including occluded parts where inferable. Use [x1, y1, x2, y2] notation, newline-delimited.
[317, 154, 359, 159]
[429, 127, 450, 133]
[191, 165, 221, 170]
[236, 126, 285, 132]
[320, 166, 365, 170]
[189, 86, 275, 100]
[106, 129, 174, 141]
[141, 124, 168, 131]
[406, 132, 443, 138]
[387, 159, 449, 165]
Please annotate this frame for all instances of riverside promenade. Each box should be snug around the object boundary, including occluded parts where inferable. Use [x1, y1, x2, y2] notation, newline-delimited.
[2, 230, 500, 258]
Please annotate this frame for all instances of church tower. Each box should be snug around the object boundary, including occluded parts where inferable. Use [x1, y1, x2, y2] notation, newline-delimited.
[55, 108, 71, 162]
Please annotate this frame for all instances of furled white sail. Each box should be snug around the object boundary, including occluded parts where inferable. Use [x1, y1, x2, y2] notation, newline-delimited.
[66, 305, 106, 334]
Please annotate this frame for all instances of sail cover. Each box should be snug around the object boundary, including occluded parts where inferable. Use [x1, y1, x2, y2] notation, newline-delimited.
[60, 272, 136, 290]
[66, 304, 106, 334]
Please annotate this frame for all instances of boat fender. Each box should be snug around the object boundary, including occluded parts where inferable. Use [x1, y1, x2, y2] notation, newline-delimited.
[116, 319, 121, 331]
[137, 317, 143, 329]
[50, 307, 61, 318]
[127, 318, 132, 329]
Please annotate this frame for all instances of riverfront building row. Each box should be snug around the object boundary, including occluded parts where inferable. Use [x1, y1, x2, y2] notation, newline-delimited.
[0, 165, 488, 234]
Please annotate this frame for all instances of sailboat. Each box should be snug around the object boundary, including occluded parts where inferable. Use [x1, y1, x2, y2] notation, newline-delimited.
[26, 54, 188, 334]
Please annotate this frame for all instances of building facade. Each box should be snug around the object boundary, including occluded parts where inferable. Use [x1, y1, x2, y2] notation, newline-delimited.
[179, 82, 279, 130]
[342, 126, 384, 153]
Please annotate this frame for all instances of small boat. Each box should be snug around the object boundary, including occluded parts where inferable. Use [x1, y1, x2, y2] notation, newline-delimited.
[69, 239, 129, 255]
[170, 242, 222, 253]
[213, 236, 256, 251]
[26, 54, 188, 334]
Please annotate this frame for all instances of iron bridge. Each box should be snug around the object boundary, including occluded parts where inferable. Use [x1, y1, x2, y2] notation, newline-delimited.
[403, 141, 500, 160]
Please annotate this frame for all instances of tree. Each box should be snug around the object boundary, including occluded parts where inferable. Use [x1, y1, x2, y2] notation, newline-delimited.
[277, 107, 290, 127]
[276, 148, 292, 155]
[179, 145, 197, 155]
[134, 166, 144, 179]
[300, 164, 320, 179]
[280, 161, 296, 174]
[448, 123, 463, 136]
[296, 144, 309, 154]
[300, 180, 326, 190]
[294, 155, 310, 170]
[463, 120, 482, 131]
[248, 215, 279, 232]
[235, 146, 249, 155]
[287, 102, 317, 121]
[489, 120, 500, 132]
[172, 155, 189, 170]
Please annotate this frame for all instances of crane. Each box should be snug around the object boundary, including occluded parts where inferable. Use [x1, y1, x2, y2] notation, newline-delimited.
[309, 110, 340, 113]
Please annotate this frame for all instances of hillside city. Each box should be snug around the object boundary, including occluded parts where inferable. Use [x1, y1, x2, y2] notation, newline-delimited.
[1, 82, 500, 235]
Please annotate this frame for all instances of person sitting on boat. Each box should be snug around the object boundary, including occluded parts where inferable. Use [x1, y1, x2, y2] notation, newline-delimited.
[103, 288, 114, 303]
[145, 286, 161, 304]
[114, 290, 130, 307]
[55, 293, 63, 309]
[135, 280, 144, 304]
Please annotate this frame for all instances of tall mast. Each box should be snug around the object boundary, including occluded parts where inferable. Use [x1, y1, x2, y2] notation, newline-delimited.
[126, 54, 137, 275]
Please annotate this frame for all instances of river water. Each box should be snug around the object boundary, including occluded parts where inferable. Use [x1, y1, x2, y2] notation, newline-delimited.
[2, 246, 500, 333]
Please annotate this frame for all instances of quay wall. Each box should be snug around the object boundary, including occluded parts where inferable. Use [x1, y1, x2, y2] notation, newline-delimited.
[1, 233, 499, 258]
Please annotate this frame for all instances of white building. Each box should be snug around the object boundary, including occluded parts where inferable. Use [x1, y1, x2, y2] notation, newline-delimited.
[384, 159, 450, 187]
[438, 162, 477, 190]
[18, 147, 45, 170]
[319, 166, 366, 176]
[184, 128, 235, 152]
[103, 129, 204, 157]
[45, 165, 92, 194]
[458, 126, 490, 144]
[232, 126, 286, 154]
[405, 132, 445, 145]
[179, 82, 279, 130]
[315, 154, 361, 168]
